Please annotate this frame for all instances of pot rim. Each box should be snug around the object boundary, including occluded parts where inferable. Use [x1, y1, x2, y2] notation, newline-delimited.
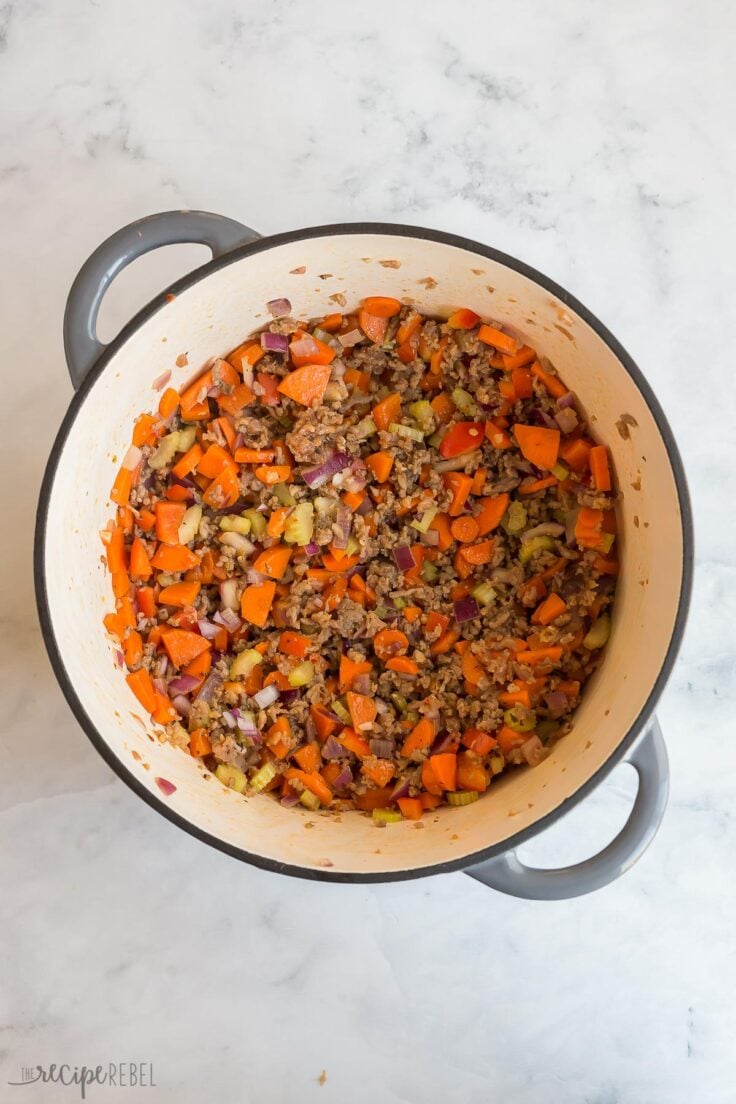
[34, 221, 694, 883]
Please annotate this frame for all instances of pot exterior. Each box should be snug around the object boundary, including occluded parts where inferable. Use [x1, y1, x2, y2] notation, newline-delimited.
[36, 223, 692, 881]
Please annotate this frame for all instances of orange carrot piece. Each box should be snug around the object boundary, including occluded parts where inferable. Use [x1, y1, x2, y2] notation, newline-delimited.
[289, 331, 335, 368]
[150, 544, 199, 572]
[279, 631, 311, 658]
[519, 475, 559, 495]
[337, 727, 372, 759]
[346, 691, 377, 731]
[365, 450, 394, 483]
[461, 728, 498, 755]
[397, 796, 424, 820]
[311, 704, 342, 742]
[444, 472, 473, 516]
[362, 295, 401, 318]
[361, 758, 396, 788]
[511, 367, 534, 399]
[136, 586, 157, 619]
[158, 387, 180, 419]
[126, 668, 157, 714]
[158, 581, 201, 607]
[421, 758, 444, 796]
[386, 656, 420, 676]
[461, 648, 485, 687]
[373, 629, 409, 662]
[403, 605, 422, 623]
[590, 445, 612, 492]
[154, 501, 186, 545]
[456, 750, 489, 792]
[252, 544, 293, 580]
[202, 465, 240, 509]
[128, 537, 152, 579]
[532, 593, 567, 625]
[501, 345, 536, 370]
[531, 360, 568, 399]
[110, 464, 135, 507]
[450, 516, 480, 544]
[132, 413, 159, 447]
[478, 324, 518, 355]
[319, 312, 344, 333]
[184, 650, 212, 679]
[515, 646, 564, 666]
[234, 447, 275, 464]
[447, 307, 481, 329]
[338, 655, 373, 692]
[372, 392, 402, 431]
[227, 340, 264, 372]
[294, 743, 321, 774]
[560, 437, 592, 472]
[353, 787, 394, 811]
[430, 392, 455, 423]
[514, 424, 560, 470]
[218, 383, 255, 416]
[240, 580, 277, 627]
[498, 687, 532, 709]
[400, 718, 435, 757]
[286, 769, 333, 806]
[474, 493, 510, 535]
[277, 364, 331, 406]
[161, 628, 211, 668]
[123, 630, 143, 668]
[470, 467, 487, 496]
[459, 539, 495, 566]
[189, 729, 212, 757]
[429, 628, 460, 656]
[358, 309, 388, 343]
[429, 512, 454, 550]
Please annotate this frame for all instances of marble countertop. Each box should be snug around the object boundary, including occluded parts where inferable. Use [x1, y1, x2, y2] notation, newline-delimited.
[2, 1, 734, 1100]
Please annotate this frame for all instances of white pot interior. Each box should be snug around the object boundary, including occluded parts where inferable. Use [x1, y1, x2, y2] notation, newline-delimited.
[41, 231, 686, 876]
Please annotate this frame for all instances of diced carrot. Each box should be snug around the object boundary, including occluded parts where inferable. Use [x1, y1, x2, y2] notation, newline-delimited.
[184, 650, 212, 679]
[321, 551, 361, 573]
[420, 792, 443, 811]
[498, 687, 532, 709]
[397, 796, 424, 820]
[240, 580, 277, 627]
[461, 728, 498, 755]
[202, 465, 240, 508]
[519, 475, 559, 495]
[277, 364, 331, 406]
[499, 378, 516, 402]
[158, 581, 201, 607]
[515, 646, 564, 667]
[161, 628, 211, 668]
[138, 508, 156, 532]
[132, 413, 159, 448]
[346, 691, 377, 731]
[286, 769, 333, 806]
[421, 759, 444, 796]
[450, 515, 480, 543]
[502, 345, 536, 370]
[429, 512, 454, 551]
[123, 630, 143, 668]
[374, 629, 409, 662]
[170, 443, 203, 480]
[372, 392, 402, 431]
[590, 445, 612, 492]
[319, 312, 344, 333]
[105, 527, 125, 574]
[593, 554, 619, 575]
[235, 447, 276, 465]
[444, 472, 473, 516]
[560, 437, 592, 472]
[358, 310, 388, 343]
[158, 387, 180, 419]
[252, 544, 293, 581]
[189, 729, 212, 757]
[485, 421, 513, 450]
[457, 750, 489, 792]
[365, 450, 394, 483]
[532, 593, 567, 626]
[227, 340, 264, 372]
[110, 464, 135, 507]
[342, 490, 366, 512]
[471, 467, 487, 496]
[126, 668, 157, 714]
[150, 544, 199, 572]
[362, 758, 396, 788]
[136, 586, 157, 619]
[338, 655, 373, 692]
[279, 631, 311, 658]
[497, 724, 526, 755]
[447, 307, 480, 329]
[386, 656, 420, 676]
[531, 360, 568, 399]
[155, 501, 186, 545]
[459, 539, 495, 566]
[218, 383, 255, 416]
[478, 324, 518, 355]
[514, 424, 560, 470]
[294, 743, 321, 773]
[403, 605, 422, 623]
[461, 649, 485, 687]
[396, 311, 423, 345]
[362, 295, 401, 318]
[474, 493, 510, 535]
[127, 537, 151, 579]
[426, 611, 450, 637]
[430, 392, 455, 423]
[354, 787, 395, 811]
[400, 718, 435, 756]
[338, 727, 372, 759]
[311, 704, 342, 742]
[511, 367, 534, 398]
[289, 331, 336, 368]
[429, 629, 460, 656]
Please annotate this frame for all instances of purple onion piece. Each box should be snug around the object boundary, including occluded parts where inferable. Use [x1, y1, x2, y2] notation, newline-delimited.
[323, 735, 347, 760]
[196, 669, 224, 704]
[545, 690, 569, 714]
[556, 391, 575, 409]
[171, 695, 191, 717]
[332, 505, 352, 550]
[332, 764, 353, 790]
[266, 297, 292, 318]
[389, 777, 412, 803]
[155, 777, 176, 796]
[222, 710, 238, 730]
[197, 619, 220, 640]
[279, 689, 301, 706]
[213, 607, 242, 633]
[261, 331, 289, 353]
[370, 738, 395, 759]
[531, 407, 558, 430]
[254, 684, 279, 709]
[280, 790, 300, 807]
[430, 730, 456, 754]
[302, 452, 352, 488]
[393, 545, 416, 572]
[453, 596, 480, 623]
[169, 674, 201, 695]
[554, 407, 579, 435]
[356, 496, 372, 516]
[305, 541, 320, 556]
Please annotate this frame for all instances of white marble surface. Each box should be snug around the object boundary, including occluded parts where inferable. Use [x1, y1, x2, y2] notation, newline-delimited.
[1, 1, 734, 1100]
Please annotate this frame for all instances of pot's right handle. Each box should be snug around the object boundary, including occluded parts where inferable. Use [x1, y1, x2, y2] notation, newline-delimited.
[63, 210, 261, 390]
[466, 718, 669, 900]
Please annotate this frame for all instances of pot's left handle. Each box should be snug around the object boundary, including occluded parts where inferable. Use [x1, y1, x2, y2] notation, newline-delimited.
[63, 210, 261, 390]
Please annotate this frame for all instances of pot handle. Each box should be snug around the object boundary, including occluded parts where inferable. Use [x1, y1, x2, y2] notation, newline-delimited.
[63, 210, 261, 390]
[465, 718, 669, 900]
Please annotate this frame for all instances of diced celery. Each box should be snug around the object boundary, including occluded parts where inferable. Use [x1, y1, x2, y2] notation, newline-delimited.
[272, 483, 296, 507]
[344, 536, 359, 558]
[598, 532, 616, 554]
[372, 808, 403, 824]
[242, 509, 267, 539]
[405, 710, 420, 724]
[503, 707, 537, 733]
[451, 388, 478, 415]
[410, 506, 439, 534]
[504, 501, 528, 533]
[312, 327, 333, 344]
[390, 692, 409, 713]
[472, 581, 497, 606]
[156, 572, 179, 586]
[446, 791, 480, 806]
[249, 760, 278, 793]
[354, 416, 378, 440]
[583, 613, 611, 650]
[536, 719, 560, 742]
[299, 789, 321, 811]
[519, 535, 557, 563]
[148, 432, 180, 471]
[420, 560, 439, 583]
[389, 422, 425, 442]
[551, 461, 570, 482]
[332, 700, 351, 724]
[489, 754, 505, 775]
[288, 661, 314, 687]
[220, 514, 252, 535]
[176, 425, 197, 452]
[428, 431, 444, 449]
[284, 501, 314, 546]
[392, 596, 407, 609]
[215, 764, 247, 793]
[229, 649, 263, 679]
[408, 400, 434, 430]
[178, 504, 202, 545]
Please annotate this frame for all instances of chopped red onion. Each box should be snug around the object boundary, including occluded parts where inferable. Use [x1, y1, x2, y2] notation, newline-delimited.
[236, 713, 260, 738]
[338, 328, 364, 348]
[232, 432, 244, 452]
[370, 739, 395, 759]
[332, 765, 353, 790]
[554, 407, 579, 434]
[220, 579, 240, 611]
[556, 391, 575, 409]
[171, 695, 191, 717]
[342, 461, 368, 493]
[430, 731, 456, 754]
[545, 690, 569, 714]
[323, 735, 347, 760]
[302, 452, 351, 488]
[332, 505, 352, 550]
[454, 596, 480, 623]
[521, 734, 546, 766]
[305, 541, 320, 556]
[154, 777, 176, 796]
[254, 684, 280, 709]
[279, 689, 301, 706]
[213, 607, 242, 633]
[393, 545, 416, 572]
[222, 709, 238, 729]
[207, 385, 221, 398]
[420, 528, 440, 546]
[114, 649, 124, 669]
[266, 297, 292, 318]
[246, 568, 266, 587]
[290, 333, 320, 360]
[152, 369, 172, 392]
[532, 407, 558, 430]
[196, 669, 224, 704]
[280, 790, 300, 808]
[122, 444, 142, 470]
[197, 619, 220, 640]
[389, 778, 412, 803]
[169, 674, 201, 695]
[261, 331, 289, 354]
[356, 496, 372, 517]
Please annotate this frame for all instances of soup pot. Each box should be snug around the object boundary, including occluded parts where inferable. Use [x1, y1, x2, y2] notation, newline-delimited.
[35, 211, 692, 899]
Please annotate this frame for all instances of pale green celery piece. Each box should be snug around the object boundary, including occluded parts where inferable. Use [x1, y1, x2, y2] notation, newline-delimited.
[504, 501, 528, 533]
[519, 535, 557, 563]
[489, 754, 505, 775]
[332, 700, 351, 724]
[420, 560, 439, 583]
[344, 536, 359, 557]
[312, 327, 333, 344]
[583, 613, 611, 650]
[390, 692, 409, 713]
[598, 532, 616, 554]
[392, 596, 407, 609]
[472, 581, 497, 606]
[536, 719, 560, 742]
[551, 461, 570, 482]
[219, 515, 252, 535]
[249, 760, 278, 793]
[156, 572, 179, 587]
[284, 501, 314, 546]
[215, 764, 247, 793]
[170, 722, 190, 746]
[299, 789, 321, 811]
[273, 483, 296, 507]
[389, 421, 424, 442]
[242, 509, 267, 539]
[503, 707, 537, 733]
[148, 432, 180, 471]
[408, 400, 434, 430]
[372, 808, 403, 824]
[374, 605, 390, 619]
[229, 649, 263, 679]
[447, 791, 480, 806]
[428, 431, 444, 449]
[354, 416, 378, 440]
[176, 425, 197, 452]
[178, 504, 202, 544]
[410, 505, 439, 534]
[288, 661, 314, 687]
[451, 388, 478, 415]
[405, 710, 420, 724]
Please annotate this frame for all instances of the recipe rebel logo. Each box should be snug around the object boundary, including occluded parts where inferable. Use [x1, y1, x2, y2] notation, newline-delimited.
[7, 1062, 156, 1098]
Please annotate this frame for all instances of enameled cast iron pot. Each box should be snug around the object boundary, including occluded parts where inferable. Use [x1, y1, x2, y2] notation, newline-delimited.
[35, 211, 693, 898]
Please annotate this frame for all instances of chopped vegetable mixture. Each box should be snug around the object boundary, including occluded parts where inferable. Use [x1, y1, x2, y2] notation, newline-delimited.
[103, 296, 618, 823]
